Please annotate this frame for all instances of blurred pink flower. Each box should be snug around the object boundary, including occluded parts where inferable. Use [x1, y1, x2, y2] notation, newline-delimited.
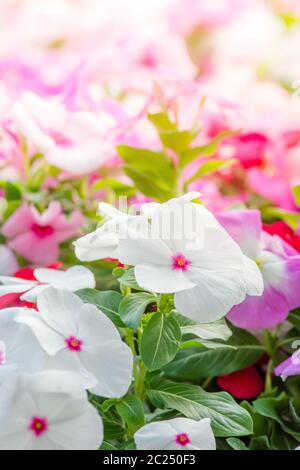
[2, 202, 84, 265]
[12, 92, 111, 175]
[218, 209, 300, 329]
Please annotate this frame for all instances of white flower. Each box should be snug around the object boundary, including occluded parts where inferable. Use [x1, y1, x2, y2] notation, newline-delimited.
[16, 287, 133, 397]
[0, 265, 95, 302]
[0, 370, 103, 450]
[134, 417, 216, 450]
[118, 198, 263, 322]
[0, 308, 44, 382]
[0, 245, 18, 276]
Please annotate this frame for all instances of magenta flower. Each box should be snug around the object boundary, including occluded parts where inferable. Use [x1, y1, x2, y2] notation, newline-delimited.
[217, 209, 300, 330]
[2, 202, 84, 265]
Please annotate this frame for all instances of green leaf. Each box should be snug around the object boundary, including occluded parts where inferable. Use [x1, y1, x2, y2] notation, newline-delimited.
[76, 289, 126, 327]
[180, 130, 239, 166]
[253, 393, 300, 441]
[92, 178, 135, 197]
[140, 313, 181, 371]
[226, 437, 249, 450]
[102, 416, 127, 441]
[117, 145, 176, 201]
[263, 207, 300, 230]
[116, 395, 145, 430]
[175, 314, 232, 341]
[187, 158, 236, 184]
[3, 200, 21, 220]
[119, 292, 156, 329]
[148, 112, 196, 153]
[5, 182, 22, 201]
[292, 185, 300, 208]
[147, 379, 253, 437]
[249, 435, 271, 450]
[100, 441, 118, 450]
[164, 326, 263, 380]
[288, 310, 300, 332]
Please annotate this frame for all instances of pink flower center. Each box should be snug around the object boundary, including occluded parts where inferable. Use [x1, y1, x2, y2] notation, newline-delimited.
[29, 416, 48, 437]
[172, 254, 191, 272]
[176, 433, 190, 447]
[50, 130, 73, 147]
[65, 335, 83, 352]
[32, 223, 54, 239]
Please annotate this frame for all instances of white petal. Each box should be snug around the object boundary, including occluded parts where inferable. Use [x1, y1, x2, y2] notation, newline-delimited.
[243, 256, 264, 296]
[134, 421, 177, 450]
[48, 404, 103, 450]
[119, 237, 173, 267]
[175, 270, 246, 323]
[37, 288, 83, 336]
[34, 266, 95, 291]
[134, 264, 196, 293]
[0, 277, 36, 295]
[74, 229, 119, 261]
[15, 312, 64, 356]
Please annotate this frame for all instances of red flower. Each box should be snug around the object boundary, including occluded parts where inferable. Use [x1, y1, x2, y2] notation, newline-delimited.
[263, 221, 300, 252]
[217, 366, 264, 399]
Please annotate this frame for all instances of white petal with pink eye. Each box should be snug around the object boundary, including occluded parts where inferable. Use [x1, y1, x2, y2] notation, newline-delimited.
[0, 308, 44, 382]
[134, 417, 216, 450]
[0, 371, 103, 450]
[0, 245, 18, 276]
[16, 288, 133, 397]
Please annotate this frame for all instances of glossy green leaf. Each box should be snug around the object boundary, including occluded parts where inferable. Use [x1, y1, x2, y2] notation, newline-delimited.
[140, 313, 181, 371]
[119, 292, 156, 328]
[147, 379, 253, 437]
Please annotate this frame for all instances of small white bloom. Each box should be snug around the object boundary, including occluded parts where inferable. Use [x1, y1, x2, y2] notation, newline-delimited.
[0, 308, 44, 382]
[134, 417, 216, 450]
[0, 370, 103, 450]
[16, 288, 133, 397]
[0, 265, 95, 302]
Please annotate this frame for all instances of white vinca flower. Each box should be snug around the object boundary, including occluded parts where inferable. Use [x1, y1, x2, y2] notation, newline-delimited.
[118, 196, 263, 323]
[0, 308, 44, 382]
[16, 288, 133, 397]
[134, 417, 216, 450]
[0, 265, 95, 302]
[0, 370, 103, 450]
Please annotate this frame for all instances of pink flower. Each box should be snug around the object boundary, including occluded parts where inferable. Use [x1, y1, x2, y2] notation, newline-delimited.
[217, 209, 300, 330]
[275, 348, 300, 379]
[2, 202, 84, 265]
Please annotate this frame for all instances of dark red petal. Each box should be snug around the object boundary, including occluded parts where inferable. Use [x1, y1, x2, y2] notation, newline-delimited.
[217, 366, 264, 399]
